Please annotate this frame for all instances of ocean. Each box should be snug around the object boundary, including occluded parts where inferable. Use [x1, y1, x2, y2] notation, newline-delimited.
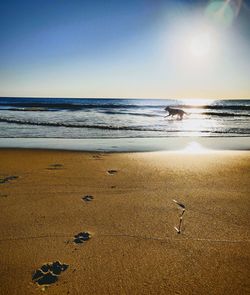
[0, 97, 249, 139]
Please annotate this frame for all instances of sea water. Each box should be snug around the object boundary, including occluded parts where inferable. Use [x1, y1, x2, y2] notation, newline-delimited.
[0, 98, 249, 139]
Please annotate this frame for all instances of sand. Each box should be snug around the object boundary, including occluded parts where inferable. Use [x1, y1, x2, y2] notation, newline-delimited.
[0, 149, 249, 295]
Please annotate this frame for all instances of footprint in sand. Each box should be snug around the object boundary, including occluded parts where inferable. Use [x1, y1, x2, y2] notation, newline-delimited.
[0, 175, 18, 184]
[82, 195, 94, 202]
[107, 170, 118, 175]
[92, 154, 102, 160]
[32, 261, 68, 286]
[0, 194, 8, 198]
[47, 164, 64, 170]
[74, 232, 91, 244]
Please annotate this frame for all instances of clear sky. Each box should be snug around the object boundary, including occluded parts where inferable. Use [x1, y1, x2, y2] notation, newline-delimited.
[0, 0, 250, 99]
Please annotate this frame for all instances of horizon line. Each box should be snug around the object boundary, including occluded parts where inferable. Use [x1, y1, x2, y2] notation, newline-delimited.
[0, 96, 250, 100]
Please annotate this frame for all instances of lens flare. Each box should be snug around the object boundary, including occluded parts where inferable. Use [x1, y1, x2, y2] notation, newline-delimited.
[205, 0, 243, 28]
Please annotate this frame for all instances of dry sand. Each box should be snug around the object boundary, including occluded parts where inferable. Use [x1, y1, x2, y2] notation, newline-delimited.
[0, 149, 249, 295]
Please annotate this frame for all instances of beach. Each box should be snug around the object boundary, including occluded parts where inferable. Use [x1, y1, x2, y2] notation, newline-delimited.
[0, 149, 249, 295]
[1, 0, 250, 293]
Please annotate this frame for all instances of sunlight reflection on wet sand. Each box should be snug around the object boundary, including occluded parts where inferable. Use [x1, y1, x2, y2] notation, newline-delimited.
[181, 141, 210, 153]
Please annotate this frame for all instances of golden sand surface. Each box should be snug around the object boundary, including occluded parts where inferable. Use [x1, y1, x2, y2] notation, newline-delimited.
[0, 149, 249, 295]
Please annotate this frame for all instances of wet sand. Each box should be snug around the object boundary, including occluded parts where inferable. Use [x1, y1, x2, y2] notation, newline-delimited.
[1, 137, 250, 152]
[0, 149, 249, 294]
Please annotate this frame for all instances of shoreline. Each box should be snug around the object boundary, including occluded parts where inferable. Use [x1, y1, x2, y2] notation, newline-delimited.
[0, 136, 249, 152]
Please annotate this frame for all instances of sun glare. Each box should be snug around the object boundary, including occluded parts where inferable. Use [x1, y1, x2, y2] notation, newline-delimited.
[183, 141, 209, 153]
[188, 30, 212, 58]
[181, 98, 215, 106]
[184, 24, 217, 63]
[168, 19, 218, 69]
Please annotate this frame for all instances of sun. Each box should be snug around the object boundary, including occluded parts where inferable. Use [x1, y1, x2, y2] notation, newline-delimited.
[169, 20, 218, 67]
[188, 30, 212, 58]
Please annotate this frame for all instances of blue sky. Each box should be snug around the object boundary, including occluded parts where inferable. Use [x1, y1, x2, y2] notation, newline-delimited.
[0, 0, 250, 98]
